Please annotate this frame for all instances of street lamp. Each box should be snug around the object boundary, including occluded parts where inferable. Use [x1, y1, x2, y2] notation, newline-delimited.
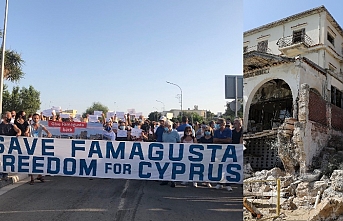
[166, 81, 182, 116]
[156, 100, 165, 112]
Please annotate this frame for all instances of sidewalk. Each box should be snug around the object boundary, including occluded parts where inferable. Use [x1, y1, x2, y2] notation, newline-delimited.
[0, 173, 29, 188]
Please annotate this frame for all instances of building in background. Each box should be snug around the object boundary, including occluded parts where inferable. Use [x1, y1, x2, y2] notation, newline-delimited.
[61, 109, 78, 118]
[243, 6, 343, 173]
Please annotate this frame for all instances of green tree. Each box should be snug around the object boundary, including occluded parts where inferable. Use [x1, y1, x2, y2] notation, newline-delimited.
[148, 111, 161, 122]
[223, 101, 243, 120]
[172, 112, 204, 124]
[2, 85, 41, 114]
[0, 49, 25, 82]
[206, 110, 215, 122]
[83, 102, 109, 118]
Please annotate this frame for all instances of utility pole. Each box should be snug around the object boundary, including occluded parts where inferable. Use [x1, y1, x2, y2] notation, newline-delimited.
[0, 0, 8, 115]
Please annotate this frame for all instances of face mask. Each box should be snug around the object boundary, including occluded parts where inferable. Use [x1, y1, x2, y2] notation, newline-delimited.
[214, 124, 220, 130]
[120, 126, 125, 130]
[29, 118, 32, 121]
[164, 127, 169, 132]
[134, 125, 139, 129]
[205, 131, 211, 136]
[105, 126, 111, 132]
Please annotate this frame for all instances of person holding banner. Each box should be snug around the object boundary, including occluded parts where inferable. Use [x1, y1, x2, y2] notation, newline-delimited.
[160, 120, 181, 187]
[198, 126, 214, 188]
[213, 118, 233, 191]
[116, 120, 131, 141]
[0, 112, 21, 181]
[199, 126, 214, 143]
[29, 113, 52, 185]
[102, 120, 116, 141]
[232, 118, 243, 144]
[180, 126, 199, 187]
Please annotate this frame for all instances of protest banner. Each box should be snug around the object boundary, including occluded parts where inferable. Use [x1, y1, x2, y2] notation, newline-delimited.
[116, 112, 125, 120]
[51, 106, 62, 113]
[127, 109, 135, 115]
[60, 126, 75, 133]
[48, 121, 87, 128]
[42, 109, 53, 117]
[112, 123, 118, 130]
[94, 111, 103, 116]
[88, 115, 98, 123]
[117, 130, 127, 138]
[60, 114, 71, 119]
[106, 111, 115, 119]
[131, 128, 142, 138]
[0, 136, 243, 183]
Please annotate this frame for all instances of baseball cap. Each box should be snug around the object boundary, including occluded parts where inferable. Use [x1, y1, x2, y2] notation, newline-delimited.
[159, 116, 167, 121]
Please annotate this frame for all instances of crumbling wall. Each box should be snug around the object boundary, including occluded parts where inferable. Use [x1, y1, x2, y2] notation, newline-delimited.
[278, 83, 343, 175]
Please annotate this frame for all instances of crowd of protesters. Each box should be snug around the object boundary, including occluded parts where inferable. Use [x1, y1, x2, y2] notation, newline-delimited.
[0, 110, 52, 184]
[0, 109, 243, 190]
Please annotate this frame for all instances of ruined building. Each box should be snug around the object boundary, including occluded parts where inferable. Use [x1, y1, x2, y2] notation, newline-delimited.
[243, 6, 343, 174]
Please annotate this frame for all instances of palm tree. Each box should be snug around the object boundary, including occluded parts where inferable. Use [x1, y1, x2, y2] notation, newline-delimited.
[0, 49, 25, 82]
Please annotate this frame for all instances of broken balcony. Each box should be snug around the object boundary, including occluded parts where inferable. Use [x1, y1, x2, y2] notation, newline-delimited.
[244, 45, 272, 54]
[277, 34, 315, 57]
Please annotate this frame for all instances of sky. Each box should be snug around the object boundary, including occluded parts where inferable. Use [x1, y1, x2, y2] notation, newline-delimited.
[0, 1, 243, 117]
[244, 1, 343, 32]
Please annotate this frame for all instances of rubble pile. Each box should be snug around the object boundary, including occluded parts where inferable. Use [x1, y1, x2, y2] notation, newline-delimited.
[243, 165, 343, 220]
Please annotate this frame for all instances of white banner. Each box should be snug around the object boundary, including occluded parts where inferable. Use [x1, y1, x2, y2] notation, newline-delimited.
[0, 136, 243, 183]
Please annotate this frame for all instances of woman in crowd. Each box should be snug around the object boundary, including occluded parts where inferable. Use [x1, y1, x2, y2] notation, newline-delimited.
[14, 111, 30, 137]
[180, 126, 198, 187]
[198, 126, 214, 188]
[199, 126, 214, 144]
[115, 120, 131, 141]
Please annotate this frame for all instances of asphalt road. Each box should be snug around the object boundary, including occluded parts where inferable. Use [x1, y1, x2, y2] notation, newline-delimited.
[0, 176, 242, 221]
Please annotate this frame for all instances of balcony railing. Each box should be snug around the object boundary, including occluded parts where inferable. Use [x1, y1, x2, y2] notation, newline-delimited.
[276, 34, 315, 48]
[244, 45, 272, 54]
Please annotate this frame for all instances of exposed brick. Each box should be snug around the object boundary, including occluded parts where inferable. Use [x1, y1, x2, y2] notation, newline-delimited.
[308, 91, 327, 126]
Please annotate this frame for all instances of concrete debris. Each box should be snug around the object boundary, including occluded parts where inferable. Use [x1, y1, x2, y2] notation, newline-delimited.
[308, 198, 343, 221]
[244, 167, 343, 220]
[330, 170, 343, 192]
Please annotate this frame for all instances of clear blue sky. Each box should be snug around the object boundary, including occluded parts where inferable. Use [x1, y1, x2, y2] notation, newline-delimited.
[1, 0, 243, 117]
[244, 1, 343, 32]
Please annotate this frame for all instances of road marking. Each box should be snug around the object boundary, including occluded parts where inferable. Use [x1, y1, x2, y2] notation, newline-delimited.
[118, 180, 130, 210]
[0, 177, 30, 196]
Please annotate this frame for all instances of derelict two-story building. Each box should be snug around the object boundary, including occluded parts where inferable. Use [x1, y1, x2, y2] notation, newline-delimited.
[243, 6, 343, 174]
